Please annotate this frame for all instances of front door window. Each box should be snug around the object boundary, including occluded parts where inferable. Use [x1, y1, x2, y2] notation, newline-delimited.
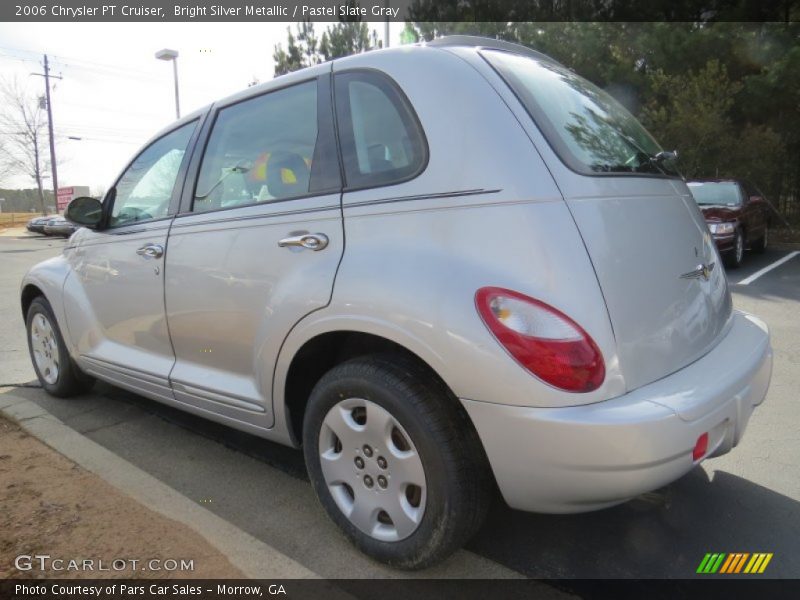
[109, 122, 195, 227]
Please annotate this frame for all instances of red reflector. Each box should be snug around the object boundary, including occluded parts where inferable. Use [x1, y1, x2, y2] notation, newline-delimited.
[693, 433, 709, 461]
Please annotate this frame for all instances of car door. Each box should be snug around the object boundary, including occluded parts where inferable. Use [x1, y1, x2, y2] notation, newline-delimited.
[63, 120, 200, 400]
[163, 68, 343, 428]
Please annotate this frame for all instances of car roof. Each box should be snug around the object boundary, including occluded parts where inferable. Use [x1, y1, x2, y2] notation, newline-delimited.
[145, 35, 559, 152]
[426, 35, 564, 67]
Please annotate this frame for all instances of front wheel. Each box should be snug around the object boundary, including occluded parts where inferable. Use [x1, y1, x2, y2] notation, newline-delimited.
[725, 229, 745, 269]
[26, 297, 93, 397]
[303, 355, 491, 569]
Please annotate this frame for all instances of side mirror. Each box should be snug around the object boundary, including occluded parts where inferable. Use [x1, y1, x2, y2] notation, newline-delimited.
[65, 196, 103, 229]
[749, 195, 762, 204]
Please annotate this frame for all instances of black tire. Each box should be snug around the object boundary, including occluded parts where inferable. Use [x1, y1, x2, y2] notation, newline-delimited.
[752, 227, 768, 254]
[26, 296, 93, 397]
[724, 228, 745, 269]
[303, 355, 491, 569]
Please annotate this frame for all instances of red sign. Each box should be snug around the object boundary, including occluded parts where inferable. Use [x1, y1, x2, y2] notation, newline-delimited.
[57, 187, 75, 211]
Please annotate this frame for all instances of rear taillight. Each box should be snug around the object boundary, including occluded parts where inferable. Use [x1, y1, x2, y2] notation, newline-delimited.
[475, 287, 605, 393]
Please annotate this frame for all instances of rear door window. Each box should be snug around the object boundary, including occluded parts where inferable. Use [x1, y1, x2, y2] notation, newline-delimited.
[334, 71, 427, 189]
[192, 78, 339, 213]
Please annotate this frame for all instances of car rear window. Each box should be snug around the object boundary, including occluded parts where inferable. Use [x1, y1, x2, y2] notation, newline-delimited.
[482, 49, 678, 177]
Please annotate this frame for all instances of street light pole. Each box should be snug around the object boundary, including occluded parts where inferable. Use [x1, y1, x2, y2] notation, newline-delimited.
[170, 56, 180, 119]
[155, 49, 180, 119]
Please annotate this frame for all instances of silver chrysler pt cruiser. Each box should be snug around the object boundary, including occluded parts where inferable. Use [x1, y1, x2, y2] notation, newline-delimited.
[21, 37, 772, 568]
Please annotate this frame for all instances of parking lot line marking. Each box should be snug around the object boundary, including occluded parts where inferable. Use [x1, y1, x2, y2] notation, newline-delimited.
[737, 251, 799, 286]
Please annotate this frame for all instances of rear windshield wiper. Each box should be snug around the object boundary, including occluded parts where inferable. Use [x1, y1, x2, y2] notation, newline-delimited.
[651, 150, 678, 164]
[613, 128, 678, 175]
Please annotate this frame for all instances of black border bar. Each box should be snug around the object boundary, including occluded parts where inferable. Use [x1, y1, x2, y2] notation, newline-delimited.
[2, 1, 799, 23]
[2, 579, 800, 600]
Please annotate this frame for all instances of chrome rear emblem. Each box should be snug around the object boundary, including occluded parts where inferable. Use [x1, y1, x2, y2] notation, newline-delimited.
[681, 262, 716, 281]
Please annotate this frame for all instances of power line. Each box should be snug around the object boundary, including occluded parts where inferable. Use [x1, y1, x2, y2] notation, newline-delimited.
[54, 61, 168, 84]
[0, 44, 221, 94]
[58, 101, 164, 119]
[57, 120, 154, 132]
[59, 136, 143, 146]
[56, 125, 154, 139]
[0, 51, 41, 65]
[0, 44, 162, 80]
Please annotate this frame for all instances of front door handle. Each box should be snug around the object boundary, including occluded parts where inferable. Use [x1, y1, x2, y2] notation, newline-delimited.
[278, 233, 329, 251]
[136, 243, 164, 259]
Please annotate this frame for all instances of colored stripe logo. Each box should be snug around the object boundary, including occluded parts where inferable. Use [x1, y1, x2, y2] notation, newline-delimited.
[697, 553, 773, 574]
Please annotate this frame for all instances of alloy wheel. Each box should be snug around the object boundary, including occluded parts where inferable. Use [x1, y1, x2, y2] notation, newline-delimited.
[30, 313, 60, 384]
[318, 397, 427, 542]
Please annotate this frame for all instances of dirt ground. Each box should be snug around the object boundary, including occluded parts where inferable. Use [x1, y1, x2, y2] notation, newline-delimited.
[0, 414, 244, 579]
[0, 226, 28, 237]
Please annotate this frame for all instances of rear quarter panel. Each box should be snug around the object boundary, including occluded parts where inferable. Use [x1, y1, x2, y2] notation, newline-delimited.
[459, 48, 733, 393]
[274, 47, 624, 417]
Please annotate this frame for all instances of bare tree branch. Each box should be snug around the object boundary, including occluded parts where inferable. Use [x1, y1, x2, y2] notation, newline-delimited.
[0, 76, 52, 214]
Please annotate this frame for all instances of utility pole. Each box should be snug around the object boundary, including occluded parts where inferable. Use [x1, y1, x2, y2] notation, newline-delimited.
[32, 55, 61, 213]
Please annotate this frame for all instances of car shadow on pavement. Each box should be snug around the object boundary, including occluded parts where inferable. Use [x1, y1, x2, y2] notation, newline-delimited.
[468, 466, 799, 578]
[11, 382, 309, 479]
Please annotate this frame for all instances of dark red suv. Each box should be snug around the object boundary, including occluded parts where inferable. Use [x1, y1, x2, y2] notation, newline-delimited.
[687, 179, 769, 268]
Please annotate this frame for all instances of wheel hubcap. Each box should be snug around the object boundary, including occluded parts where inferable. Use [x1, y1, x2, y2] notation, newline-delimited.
[30, 313, 59, 385]
[319, 398, 427, 542]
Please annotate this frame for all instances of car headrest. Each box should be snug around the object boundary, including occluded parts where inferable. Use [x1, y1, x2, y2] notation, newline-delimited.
[267, 151, 310, 199]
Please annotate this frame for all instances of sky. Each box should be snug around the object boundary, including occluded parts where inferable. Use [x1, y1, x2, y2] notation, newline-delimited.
[0, 22, 402, 194]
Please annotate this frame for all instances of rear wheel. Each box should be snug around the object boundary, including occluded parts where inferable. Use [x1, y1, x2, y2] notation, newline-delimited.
[725, 229, 745, 269]
[303, 355, 491, 569]
[26, 297, 93, 397]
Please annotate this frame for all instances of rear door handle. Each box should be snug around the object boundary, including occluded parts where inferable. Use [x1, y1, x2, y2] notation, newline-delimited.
[136, 243, 164, 259]
[278, 233, 329, 251]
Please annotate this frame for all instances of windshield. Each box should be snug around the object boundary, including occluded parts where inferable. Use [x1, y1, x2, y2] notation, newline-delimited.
[483, 50, 678, 177]
[687, 182, 743, 206]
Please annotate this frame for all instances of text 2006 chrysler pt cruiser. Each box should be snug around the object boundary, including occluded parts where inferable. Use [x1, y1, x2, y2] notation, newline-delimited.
[22, 37, 772, 568]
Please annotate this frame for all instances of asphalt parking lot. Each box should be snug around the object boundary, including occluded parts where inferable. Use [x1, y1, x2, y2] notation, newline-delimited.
[1, 231, 798, 581]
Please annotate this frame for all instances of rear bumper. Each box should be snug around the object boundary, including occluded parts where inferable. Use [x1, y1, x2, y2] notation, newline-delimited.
[462, 311, 772, 513]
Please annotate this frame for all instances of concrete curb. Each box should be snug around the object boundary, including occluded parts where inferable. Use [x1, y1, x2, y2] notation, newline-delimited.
[0, 391, 318, 579]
